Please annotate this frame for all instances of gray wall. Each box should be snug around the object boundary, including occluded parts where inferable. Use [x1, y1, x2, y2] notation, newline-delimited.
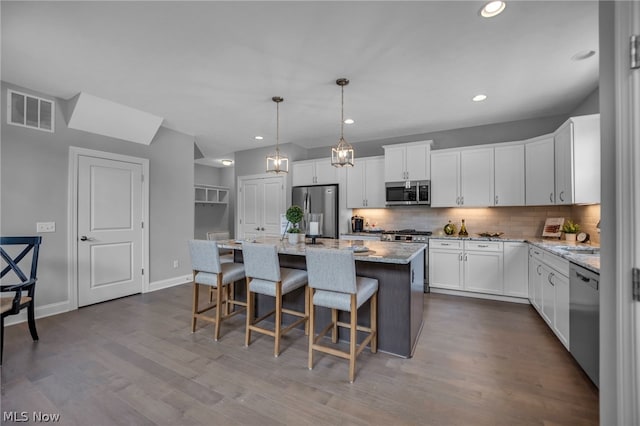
[570, 87, 600, 116]
[305, 113, 571, 159]
[1, 81, 194, 310]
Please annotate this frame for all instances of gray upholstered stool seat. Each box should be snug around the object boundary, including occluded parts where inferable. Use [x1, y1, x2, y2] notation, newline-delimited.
[242, 242, 309, 357]
[188, 240, 247, 340]
[305, 247, 378, 383]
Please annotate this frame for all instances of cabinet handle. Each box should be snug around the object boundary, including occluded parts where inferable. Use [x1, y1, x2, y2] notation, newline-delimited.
[255, 227, 260, 231]
[559, 191, 565, 202]
[549, 192, 554, 203]
[495, 195, 499, 205]
[441, 243, 450, 246]
[459, 253, 463, 261]
[261, 227, 265, 231]
[460, 196, 464, 205]
[464, 254, 468, 261]
[537, 265, 542, 275]
[456, 196, 460, 205]
[478, 244, 489, 248]
[548, 272, 555, 285]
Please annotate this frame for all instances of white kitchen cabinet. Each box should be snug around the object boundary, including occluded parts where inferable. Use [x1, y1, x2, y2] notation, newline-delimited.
[525, 135, 555, 205]
[494, 144, 525, 206]
[528, 247, 543, 311]
[429, 239, 463, 290]
[346, 156, 385, 208]
[462, 241, 503, 294]
[430, 239, 504, 295]
[554, 114, 600, 205]
[541, 263, 555, 326]
[292, 158, 338, 186]
[430, 151, 459, 207]
[383, 140, 432, 182]
[430, 147, 493, 207]
[503, 242, 528, 297]
[528, 245, 570, 350]
[552, 270, 570, 348]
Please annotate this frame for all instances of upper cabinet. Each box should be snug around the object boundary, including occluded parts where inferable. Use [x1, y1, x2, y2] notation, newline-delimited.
[554, 114, 600, 205]
[346, 156, 385, 208]
[383, 140, 432, 182]
[431, 147, 494, 207]
[494, 144, 525, 206]
[292, 158, 339, 186]
[525, 135, 555, 205]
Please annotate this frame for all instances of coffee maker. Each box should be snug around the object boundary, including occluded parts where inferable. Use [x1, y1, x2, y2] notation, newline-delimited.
[351, 216, 364, 232]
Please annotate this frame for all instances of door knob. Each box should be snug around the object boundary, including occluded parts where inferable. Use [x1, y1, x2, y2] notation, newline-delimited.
[80, 236, 93, 241]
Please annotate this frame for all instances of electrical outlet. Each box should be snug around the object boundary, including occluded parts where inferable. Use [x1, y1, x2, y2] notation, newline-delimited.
[36, 222, 55, 233]
[173, 260, 179, 269]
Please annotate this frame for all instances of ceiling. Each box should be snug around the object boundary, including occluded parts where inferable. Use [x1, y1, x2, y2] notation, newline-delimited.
[1, 1, 599, 166]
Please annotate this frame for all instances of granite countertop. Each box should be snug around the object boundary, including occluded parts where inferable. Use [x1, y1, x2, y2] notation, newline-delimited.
[218, 237, 426, 265]
[429, 234, 600, 273]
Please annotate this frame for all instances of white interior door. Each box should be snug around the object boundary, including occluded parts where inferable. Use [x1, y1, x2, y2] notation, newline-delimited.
[238, 175, 285, 239]
[77, 155, 143, 306]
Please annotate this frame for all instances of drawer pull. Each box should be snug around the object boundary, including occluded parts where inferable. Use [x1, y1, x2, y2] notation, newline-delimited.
[477, 244, 489, 248]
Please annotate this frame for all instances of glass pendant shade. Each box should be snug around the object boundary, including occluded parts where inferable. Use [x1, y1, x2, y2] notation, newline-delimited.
[266, 96, 288, 174]
[331, 137, 354, 167]
[266, 151, 289, 174]
[331, 78, 355, 168]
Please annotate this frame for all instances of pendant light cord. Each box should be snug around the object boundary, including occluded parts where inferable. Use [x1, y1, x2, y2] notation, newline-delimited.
[340, 84, 344, 139]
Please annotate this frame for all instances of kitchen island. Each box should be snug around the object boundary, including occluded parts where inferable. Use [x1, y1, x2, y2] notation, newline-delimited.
[218, 237, 426, 358]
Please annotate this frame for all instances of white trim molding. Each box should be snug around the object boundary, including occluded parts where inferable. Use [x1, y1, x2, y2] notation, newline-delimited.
[148, 274, 193, 293]
[4, 300, 72, 327]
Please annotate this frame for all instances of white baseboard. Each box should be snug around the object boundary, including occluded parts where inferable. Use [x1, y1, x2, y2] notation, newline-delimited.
[147, 274, 192, 293]
[3, 300, 72, 327]
[430, 288, 531, 305]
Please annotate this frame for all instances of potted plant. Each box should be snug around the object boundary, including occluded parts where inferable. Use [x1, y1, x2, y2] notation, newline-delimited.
[562, 220, 580, 242]
[285, 205, 305, 244]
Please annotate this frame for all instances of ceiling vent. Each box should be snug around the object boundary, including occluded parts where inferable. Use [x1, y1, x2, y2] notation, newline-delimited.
[7, 89, 55, 132]
[67, 92, 163, 145]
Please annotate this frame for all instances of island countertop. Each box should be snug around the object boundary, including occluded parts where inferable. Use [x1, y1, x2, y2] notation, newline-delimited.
[218, 237, 426, 265]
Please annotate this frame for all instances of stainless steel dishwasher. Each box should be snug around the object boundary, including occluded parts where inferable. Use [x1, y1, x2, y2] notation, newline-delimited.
[569, 263, 599, 387]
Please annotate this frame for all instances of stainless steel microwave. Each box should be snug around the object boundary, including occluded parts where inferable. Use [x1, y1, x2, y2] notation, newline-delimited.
[385, 181, 430, 206]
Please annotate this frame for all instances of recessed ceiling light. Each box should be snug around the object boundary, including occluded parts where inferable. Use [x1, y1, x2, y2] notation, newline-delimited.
[480, 1, 506, 18]
[344, 118, 355, 124]
[221, 159, 233, 166]
[571, 50, 596, 61]
[254, 136, 263, 140]
[472, 94, 487, 102]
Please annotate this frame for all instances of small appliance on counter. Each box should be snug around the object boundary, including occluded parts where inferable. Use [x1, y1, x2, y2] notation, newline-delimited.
[351, 215, 364, 232]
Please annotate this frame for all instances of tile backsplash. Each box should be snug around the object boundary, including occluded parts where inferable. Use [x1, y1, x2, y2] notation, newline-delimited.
[353, 204, 600, 244]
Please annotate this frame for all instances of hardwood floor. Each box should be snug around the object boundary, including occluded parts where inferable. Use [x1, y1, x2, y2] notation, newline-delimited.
[1, 287, 598, 425]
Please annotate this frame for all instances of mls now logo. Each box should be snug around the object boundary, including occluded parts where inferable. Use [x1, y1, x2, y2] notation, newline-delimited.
[3, 411, 61, 422]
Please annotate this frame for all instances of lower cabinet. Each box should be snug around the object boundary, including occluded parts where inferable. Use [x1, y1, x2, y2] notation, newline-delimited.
[430, 239, 526, 297]
[528, 245, 570, 349]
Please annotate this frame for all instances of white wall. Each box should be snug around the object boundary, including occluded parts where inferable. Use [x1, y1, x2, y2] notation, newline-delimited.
[1, 81, 194, 317]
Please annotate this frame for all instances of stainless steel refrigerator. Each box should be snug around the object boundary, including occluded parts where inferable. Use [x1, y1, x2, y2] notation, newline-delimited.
[291, 184, 339, 239]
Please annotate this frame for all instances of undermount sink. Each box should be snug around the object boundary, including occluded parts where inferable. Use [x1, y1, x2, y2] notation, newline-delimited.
[558, 246, 600, 255]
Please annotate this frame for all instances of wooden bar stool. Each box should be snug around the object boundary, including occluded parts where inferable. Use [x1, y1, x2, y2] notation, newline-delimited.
[188, 240, 246, 340]
[305, 247, 378, 383]
[242, 242, 309, 357]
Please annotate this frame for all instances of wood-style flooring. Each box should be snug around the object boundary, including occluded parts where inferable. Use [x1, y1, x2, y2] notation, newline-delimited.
[1, 286, 598, 425]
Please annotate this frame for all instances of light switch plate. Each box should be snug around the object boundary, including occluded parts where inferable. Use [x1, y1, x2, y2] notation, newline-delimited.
[36, 222, 55, 233]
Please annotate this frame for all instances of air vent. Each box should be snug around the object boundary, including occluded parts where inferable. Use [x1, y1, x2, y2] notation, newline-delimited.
[7, 89, 55, 132]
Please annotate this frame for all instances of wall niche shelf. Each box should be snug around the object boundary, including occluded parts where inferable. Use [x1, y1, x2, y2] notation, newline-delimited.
[194, 185, 229, 204]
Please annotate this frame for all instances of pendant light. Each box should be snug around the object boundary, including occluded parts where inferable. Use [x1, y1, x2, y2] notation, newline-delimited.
[266, 96, 289, 174]
[331, 78, 355, 167]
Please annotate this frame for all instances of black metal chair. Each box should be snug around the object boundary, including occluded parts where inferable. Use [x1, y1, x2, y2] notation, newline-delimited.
[1, 236, 42, 365]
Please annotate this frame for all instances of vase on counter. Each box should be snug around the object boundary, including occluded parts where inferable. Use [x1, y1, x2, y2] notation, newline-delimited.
[458, 219, 469, 237]
[565, 233, 577, 242]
